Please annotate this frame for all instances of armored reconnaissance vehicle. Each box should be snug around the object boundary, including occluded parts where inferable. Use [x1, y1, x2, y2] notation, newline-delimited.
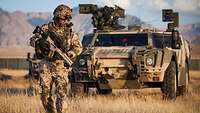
[71, 5, 190, 99]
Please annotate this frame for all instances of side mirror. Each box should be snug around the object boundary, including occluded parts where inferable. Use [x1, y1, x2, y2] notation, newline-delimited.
[172, 30, 181, 49]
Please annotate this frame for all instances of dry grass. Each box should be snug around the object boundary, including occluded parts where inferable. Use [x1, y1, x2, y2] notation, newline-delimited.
[0, 69, 29, 77]
[0, 95, 44, 113]
[0, 76, 30, 88]
[0, 71, 200, 113]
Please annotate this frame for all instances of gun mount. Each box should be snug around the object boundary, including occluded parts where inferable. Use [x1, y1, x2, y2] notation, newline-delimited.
[162, 9, 181, 49]
[162, 9, 179, 31]
[79, 4, 125, 31]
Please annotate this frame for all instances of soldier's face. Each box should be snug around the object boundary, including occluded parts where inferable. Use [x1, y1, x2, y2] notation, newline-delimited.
[54, 17, 67, 27]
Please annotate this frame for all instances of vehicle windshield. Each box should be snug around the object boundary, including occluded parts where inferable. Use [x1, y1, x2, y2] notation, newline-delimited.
[94, 33, 148, 47]
[152, 33, 172, 48]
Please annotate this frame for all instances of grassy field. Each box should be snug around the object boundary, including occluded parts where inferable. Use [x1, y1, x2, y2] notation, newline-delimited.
[0, 71, 199, 113]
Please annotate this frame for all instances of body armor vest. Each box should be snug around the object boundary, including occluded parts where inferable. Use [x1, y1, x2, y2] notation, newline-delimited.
[35, 22, 73, 60]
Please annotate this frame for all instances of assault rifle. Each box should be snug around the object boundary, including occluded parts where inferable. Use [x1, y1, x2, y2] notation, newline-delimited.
[46, 35, 73, 66]
[32, 25, 73, 66]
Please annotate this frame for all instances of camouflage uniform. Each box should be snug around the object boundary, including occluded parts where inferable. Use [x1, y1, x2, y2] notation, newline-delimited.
[30, 4, 82, 113]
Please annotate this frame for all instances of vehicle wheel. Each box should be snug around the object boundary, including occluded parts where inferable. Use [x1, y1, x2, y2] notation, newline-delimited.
[162, 61, 177, 100]
[28, 77, 39, 96]
[70, 83, 85, 96]
[183, 63, 189, 93]
[83, 83, 89, 94]
[98, 88, 112, 94]
[178, 63, 189, 95]
[96, 83, 112, 94]
[27, 85, 36, 96]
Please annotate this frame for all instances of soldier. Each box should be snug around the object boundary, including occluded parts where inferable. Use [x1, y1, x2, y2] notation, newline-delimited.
[30, 4, 82, 113]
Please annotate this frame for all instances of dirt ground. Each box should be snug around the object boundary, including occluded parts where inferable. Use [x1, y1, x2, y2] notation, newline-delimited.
[0, 71, 199, 113]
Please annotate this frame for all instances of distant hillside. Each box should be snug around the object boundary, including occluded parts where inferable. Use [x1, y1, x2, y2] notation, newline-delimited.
[0, 7, 148, 46]
[179, 23, 200, 44]
[0, 9, 33, 46]
[0, 7, 199, 46]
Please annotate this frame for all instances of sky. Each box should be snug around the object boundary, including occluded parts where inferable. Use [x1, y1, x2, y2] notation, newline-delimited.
[0, 0, 200, 28]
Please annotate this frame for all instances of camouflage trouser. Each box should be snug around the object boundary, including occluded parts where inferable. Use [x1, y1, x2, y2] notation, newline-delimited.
[39, 60, 70, 113]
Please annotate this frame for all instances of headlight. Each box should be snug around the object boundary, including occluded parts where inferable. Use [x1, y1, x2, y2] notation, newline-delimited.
[79, 59, 86, 66]
[146, 57, 153, 66]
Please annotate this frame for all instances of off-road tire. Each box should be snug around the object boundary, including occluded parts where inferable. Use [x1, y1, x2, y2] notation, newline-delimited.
[70, 83, 85, 96]
[97, 88, 112, 94]
[183, 63, 189, 93]
[178, 63, 189, 96]
[162, 61, 177, 100]
[96, 83, 112, 94]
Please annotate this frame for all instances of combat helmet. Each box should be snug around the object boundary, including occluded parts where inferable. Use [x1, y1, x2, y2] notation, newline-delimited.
[53, 4, 72, 20]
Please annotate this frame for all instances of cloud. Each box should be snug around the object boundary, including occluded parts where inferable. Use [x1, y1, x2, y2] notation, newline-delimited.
[130, 0, 200, 15]
[95, 0, 166, 11]
[91, 0, 200, 16]
[148, 0, 170, 9]
[173, 0, 200, 15]
[97, 0, 130, 8]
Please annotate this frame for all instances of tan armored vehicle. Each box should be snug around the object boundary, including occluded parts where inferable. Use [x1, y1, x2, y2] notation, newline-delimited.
[71, 6, 190, 99]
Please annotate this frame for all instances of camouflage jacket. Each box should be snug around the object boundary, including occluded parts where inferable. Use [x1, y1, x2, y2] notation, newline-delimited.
[30, 22, 82, 61]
